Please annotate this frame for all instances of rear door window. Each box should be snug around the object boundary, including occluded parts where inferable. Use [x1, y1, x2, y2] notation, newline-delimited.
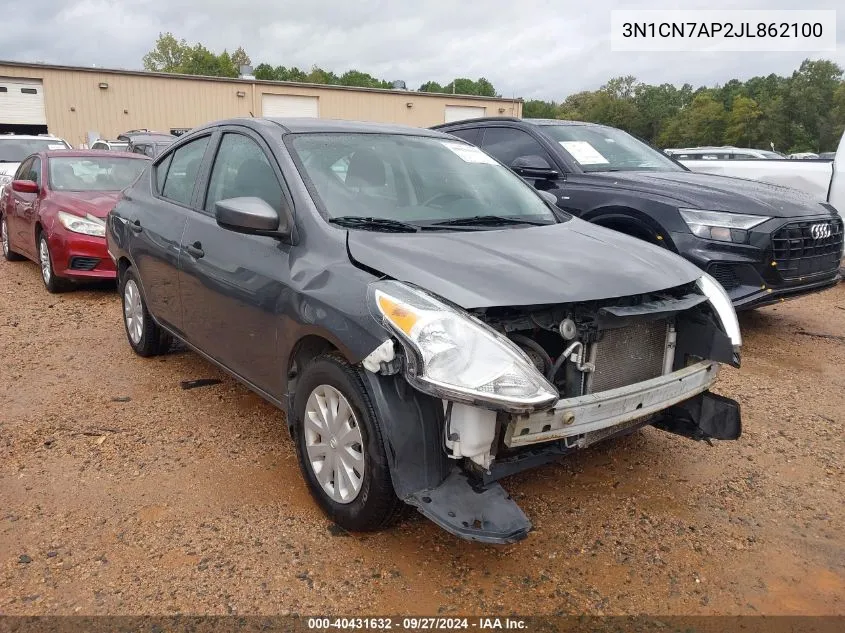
[160, 136, 210, 206]
[481, 127, 553, 168]
[446, 128, 482, 146]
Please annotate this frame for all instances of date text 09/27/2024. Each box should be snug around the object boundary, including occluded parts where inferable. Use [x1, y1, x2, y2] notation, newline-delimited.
[306, 617, 527, 630]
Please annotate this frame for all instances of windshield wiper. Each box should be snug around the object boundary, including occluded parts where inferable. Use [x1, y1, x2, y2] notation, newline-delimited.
[430, 215, 548, 227]
[329, 216, 419, 233]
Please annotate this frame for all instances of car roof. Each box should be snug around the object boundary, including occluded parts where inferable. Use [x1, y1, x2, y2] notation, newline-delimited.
[128, 134, 175, 143]
[189, 117, 454, 139]
[0, 134, 67, 141]
[433, 117, 615, 131]
[43, 150, 149, 159]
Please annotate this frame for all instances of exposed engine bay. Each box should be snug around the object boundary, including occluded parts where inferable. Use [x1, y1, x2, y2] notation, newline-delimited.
[475, 281, 735, 397]
[438, 282, 740, 475]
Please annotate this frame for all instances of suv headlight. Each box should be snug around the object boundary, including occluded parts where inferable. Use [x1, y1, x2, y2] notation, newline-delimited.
[57, 211, 106, 237]
[0, 174, 12, 186]
[680, 209, 769, 243]
[369, 280, 558, 413]
[697, 272, 742, 350]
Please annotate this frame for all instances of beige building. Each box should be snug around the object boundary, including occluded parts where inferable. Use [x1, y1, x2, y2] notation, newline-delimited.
[0, 61, 522, 147]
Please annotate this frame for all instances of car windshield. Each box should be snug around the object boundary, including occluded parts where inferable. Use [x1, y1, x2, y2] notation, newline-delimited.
[49, 156, 147, 191]
[542, 125, 683, 173]
[288, 133, 558, 227]
[0, 138, 69, 162]
[109, 143, 129, 151]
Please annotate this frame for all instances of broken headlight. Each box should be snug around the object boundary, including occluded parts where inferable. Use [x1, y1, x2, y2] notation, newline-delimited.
[697, 272, 742, 348]
[369, 280, 558, 413]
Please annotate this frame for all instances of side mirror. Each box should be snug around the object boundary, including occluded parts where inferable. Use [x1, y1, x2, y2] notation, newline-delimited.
[510, 155, 558, 179]
[11, 180, 39, 194]
[215, 196, 290, 237]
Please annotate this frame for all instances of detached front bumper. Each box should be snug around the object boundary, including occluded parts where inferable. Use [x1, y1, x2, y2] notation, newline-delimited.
[505, 361, 719, 448]
[404, 362, 740, 545]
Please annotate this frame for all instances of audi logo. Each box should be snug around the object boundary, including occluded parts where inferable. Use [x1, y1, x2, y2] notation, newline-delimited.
[810, 223, 832, 240]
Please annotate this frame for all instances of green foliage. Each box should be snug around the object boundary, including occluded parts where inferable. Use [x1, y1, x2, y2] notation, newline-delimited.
[143, 34, 502, 96]
[524, 59, 844, 152]
[418, 77, 498, 97]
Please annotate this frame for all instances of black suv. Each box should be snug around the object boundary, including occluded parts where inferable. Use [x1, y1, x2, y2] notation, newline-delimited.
[434, 118, 844, 309]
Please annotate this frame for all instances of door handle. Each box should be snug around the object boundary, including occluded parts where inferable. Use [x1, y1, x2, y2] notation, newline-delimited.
[129, 219, 142, 233]
[186, 241, 204, 259]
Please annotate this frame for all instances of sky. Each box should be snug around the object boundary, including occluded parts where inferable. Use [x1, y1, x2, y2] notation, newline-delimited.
[0, 0, 842, 100]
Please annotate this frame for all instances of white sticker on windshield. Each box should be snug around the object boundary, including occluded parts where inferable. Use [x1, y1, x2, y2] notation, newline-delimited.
[559, 141, 609, 165]
[441, 141, 498, 164]
[47, 144, 67, 150]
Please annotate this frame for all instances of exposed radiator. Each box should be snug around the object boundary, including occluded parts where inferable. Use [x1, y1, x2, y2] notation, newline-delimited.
[589, 320, 669, 393]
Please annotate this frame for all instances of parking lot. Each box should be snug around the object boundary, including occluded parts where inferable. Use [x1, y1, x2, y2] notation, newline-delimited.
[0, 254, 843, 616]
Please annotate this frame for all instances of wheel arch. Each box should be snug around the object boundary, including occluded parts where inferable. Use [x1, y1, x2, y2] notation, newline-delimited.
[583, 205, 676, 251]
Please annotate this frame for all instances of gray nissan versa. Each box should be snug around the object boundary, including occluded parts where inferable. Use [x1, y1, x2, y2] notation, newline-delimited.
[106, 118, 742, 543]
[434, 118, 844, 310]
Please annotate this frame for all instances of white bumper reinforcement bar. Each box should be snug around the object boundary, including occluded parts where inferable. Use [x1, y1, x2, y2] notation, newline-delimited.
[504, 361, 720, 448]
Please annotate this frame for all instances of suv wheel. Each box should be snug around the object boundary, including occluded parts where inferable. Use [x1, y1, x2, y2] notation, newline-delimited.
[2, 216, 24, 261]
[293, 353, 402, 532]
[120, 267, 172, 356]
[38, 233, 69, 293]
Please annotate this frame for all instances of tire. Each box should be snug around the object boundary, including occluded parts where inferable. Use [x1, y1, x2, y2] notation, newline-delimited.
[1, 215, 24, 261]
[293, 353, 402, 532]
[37, 232, 70, 293]
[119, 266, 172, 357]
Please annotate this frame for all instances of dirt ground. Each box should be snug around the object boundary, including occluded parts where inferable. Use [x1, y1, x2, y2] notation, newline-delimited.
[1, 255, 843, 617]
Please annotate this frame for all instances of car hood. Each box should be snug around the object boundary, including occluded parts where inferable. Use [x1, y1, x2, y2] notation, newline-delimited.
[49, 191, 122, 219]
[580, 171, 831, 217]
[346, 219, 703, 308]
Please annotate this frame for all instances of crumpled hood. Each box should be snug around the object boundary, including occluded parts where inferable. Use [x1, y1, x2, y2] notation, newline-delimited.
[581, 171, 832, 218]
[347, 219, 703, 308]
[50, 191, 121, 219]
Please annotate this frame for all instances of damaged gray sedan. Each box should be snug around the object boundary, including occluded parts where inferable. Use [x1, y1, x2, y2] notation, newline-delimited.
[106, 118, 742, 544]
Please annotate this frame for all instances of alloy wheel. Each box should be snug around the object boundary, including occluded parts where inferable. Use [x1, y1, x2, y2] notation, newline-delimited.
[123, 279, 144, 345]
[1, 218, 8, 257]
[39, 237, 52, 285]
[303, 384, 365, 504]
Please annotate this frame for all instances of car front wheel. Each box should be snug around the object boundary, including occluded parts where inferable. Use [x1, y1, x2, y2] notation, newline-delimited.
[120, 267, 172, 357]
[293, 353, 402, 532]
[38, 233, 69, 293]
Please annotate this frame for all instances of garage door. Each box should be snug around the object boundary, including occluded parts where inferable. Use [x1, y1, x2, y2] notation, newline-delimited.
[0, 78, 47, 125]
[444, 105, 486, 123]
[262, 94, 319, 118]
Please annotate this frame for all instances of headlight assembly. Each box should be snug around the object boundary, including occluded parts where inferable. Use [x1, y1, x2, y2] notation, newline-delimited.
[697, 272, 742, 349]
[368, 280, 559, 413]
[679, 209, 768, 243]
[57, 211, 106, 237]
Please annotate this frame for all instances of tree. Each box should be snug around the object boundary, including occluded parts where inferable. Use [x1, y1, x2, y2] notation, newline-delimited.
[232, 47, 251, 71]
[523, 99, 559, 119]
[658, 94, 726, 147]
[418, 81, 444, 93]
[142, 32, 188, 73]
[339, 70, 391, 89]
[724, 96, 763, 147]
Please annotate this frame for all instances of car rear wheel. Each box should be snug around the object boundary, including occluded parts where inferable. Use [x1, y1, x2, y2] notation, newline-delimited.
[293, 353, 403, 532]
[120, 267, 172, 357]
[1, 216, 24, 261]
[38, 234, 69, 293]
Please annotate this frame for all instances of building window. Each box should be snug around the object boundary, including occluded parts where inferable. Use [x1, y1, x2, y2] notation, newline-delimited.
[21, 88, 38, 94]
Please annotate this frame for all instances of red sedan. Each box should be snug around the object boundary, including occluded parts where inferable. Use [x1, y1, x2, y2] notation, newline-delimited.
[0, 150, 148, 292]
